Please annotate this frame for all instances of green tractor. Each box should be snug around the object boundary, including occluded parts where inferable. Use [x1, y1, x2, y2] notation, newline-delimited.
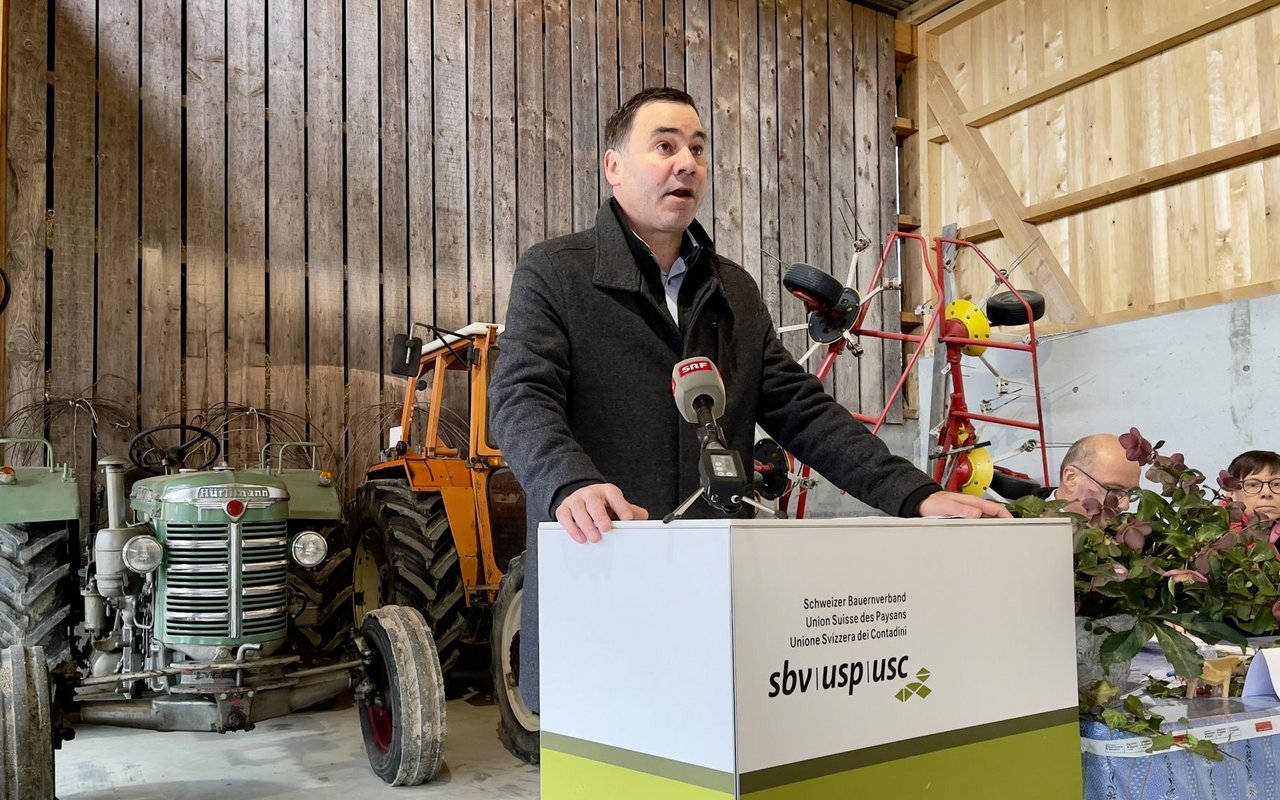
[0, 426, 447, 798]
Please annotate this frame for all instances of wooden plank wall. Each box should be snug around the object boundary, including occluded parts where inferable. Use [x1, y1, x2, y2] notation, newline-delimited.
[3, 0, 903, 510]
[913, 0, 1280, 329]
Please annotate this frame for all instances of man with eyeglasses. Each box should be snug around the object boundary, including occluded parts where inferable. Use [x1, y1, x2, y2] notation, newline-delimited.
[1225, 450, 1280, 523]
[1050, 434, 1142, 514]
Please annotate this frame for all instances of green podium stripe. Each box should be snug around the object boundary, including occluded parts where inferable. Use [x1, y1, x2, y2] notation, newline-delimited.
[739, 707, 1080, 794]
[542, 731, 737, 795]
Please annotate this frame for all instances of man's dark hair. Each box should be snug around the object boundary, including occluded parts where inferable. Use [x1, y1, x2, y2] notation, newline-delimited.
[604, 87, 698, 152]
[1228, 450, 1280, 480]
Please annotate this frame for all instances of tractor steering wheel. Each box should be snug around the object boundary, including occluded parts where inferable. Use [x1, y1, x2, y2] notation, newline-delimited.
[128, 424, 222, 475]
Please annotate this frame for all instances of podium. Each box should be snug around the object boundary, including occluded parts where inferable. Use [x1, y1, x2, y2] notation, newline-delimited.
[538, 517, 1081, 799]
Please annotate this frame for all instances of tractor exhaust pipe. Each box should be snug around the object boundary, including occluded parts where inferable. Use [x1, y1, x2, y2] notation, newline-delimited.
[99, 457, 128, 529]
[95, 458, 133, 597]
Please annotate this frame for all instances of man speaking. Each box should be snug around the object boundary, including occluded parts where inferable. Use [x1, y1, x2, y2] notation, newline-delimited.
[488, 87, 1008, 715]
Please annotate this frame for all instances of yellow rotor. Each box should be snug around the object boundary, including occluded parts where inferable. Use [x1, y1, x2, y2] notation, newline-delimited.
[945, 298, 992, 356]
[960, 447, 994, 496]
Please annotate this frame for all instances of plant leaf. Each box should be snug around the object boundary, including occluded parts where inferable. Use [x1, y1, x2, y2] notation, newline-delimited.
[1100, 624, 1147, 666]
[1161, 614, 1248, 650]
[1185, 737, 1225, 762]
[1148, 734, 1175, 752]
[1153, 624, 1205, 680]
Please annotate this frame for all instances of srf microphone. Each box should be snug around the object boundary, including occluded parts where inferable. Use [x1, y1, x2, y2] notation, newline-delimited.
[671, 357, 727, 445]
[669, 357, 745, 514]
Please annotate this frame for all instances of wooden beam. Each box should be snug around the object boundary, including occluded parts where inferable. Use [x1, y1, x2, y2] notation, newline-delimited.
[959, 126, 1280, 243]
[927, 0, 1280, 142]
[910, 0, 1004, 34]
[893, 115, 917, 140]
[897, 213, 921, 231]
[898, 0, 964, 27]
[925, 60, 1088, 323]
[1072, 277, 1280, 332]
[894, 19, 915, 62]
[0, 0, 8, 414]
[4, 0, 45, 432]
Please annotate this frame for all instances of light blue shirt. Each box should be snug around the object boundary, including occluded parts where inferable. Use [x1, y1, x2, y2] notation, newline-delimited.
[661, 257, 689, 323]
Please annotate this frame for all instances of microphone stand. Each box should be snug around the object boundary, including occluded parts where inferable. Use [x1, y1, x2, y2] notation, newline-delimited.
[663, 397, 787, 523]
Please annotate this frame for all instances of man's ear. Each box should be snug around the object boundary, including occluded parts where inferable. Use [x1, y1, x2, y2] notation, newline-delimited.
[602, 148, 623, 189]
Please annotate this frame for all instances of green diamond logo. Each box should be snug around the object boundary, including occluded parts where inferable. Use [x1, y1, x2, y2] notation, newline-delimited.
[893, 665, 933, 703]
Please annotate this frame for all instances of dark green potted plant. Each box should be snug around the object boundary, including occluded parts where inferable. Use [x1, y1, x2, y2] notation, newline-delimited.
[1009, 429, 1280, 756]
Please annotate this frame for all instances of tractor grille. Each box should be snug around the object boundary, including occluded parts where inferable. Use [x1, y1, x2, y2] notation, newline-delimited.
[162, 520, 289, 640]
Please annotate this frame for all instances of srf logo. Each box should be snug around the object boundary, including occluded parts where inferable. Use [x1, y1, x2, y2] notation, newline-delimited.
[679, 360, 712, 375]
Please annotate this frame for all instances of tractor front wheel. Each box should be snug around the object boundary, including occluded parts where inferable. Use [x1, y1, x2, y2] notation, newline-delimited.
[491, 554, 540, 764]
[357, 606, 446, 785]
[0, 645, 55, 800]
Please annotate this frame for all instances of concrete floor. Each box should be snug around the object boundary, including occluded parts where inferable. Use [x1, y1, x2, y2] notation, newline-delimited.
[57, 693, 540, 799]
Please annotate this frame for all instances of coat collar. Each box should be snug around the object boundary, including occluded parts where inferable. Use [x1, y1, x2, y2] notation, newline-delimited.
[592, 199, 716, 292]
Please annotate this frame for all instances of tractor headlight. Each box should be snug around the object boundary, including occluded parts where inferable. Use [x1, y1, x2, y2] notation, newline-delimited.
[121, 534, 164, 573]
[291, 531, 328, 567]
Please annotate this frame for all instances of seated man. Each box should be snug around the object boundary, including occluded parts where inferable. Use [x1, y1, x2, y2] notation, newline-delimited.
[1049, 433, 1141, 514]
[1225, 450, 1280, 524]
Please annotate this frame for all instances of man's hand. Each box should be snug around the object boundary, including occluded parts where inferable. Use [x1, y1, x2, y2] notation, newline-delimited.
[918, 491, 1012, 519]
[556, 483, 650, 544]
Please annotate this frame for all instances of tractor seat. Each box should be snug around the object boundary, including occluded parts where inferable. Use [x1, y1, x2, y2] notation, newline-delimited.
[985, 290, 1046, 327]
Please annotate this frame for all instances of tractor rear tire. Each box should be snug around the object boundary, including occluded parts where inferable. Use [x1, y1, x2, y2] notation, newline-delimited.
[357, 606, 446, 785]
[0, 645, 56, 800]
[286, 521, 355, 662]
[352, 481, 468, 677]
[0, 523, 73, 669]
[492, 555, 539, 764]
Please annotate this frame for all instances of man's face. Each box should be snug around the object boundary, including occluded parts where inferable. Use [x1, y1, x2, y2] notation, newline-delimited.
[1230, 469, 1280, 521]
[1060, 450, 1142, 513]
[603, 101, 708, 241]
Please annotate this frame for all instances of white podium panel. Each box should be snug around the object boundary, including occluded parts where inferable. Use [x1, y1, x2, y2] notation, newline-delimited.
[539, 517, 1080, 800]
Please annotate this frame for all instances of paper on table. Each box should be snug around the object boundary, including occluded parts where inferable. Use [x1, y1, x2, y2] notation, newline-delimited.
[1242, 649, 1280, 699]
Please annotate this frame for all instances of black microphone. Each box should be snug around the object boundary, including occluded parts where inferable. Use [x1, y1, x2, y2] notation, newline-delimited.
[670, 358, 746, 514]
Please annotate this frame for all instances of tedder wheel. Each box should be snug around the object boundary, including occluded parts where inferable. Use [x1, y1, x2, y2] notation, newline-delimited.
[753, 439, 792, 501]
[782, 263, 845, 310]
[491, 555, 539, 764]
[357, 606, 446, 786]
[989, 469, 1044, 501]
[351, 481, 468, 678]
[985, 290, 1046, 327]
[0, 645, 55, 800]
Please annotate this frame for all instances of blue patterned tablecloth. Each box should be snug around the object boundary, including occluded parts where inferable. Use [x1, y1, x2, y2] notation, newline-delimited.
[1082, 708, 1280, 800]
[1082, 643, 1280, 800]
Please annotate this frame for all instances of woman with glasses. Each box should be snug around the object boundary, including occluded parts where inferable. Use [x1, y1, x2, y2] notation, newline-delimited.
[1226, 450, 1280, 524]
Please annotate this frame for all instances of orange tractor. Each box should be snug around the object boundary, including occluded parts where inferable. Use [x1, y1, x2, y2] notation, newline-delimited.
[347, 322, 538, 763]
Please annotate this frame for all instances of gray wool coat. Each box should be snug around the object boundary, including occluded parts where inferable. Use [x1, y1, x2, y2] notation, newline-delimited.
[488, 201, 940, 712]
